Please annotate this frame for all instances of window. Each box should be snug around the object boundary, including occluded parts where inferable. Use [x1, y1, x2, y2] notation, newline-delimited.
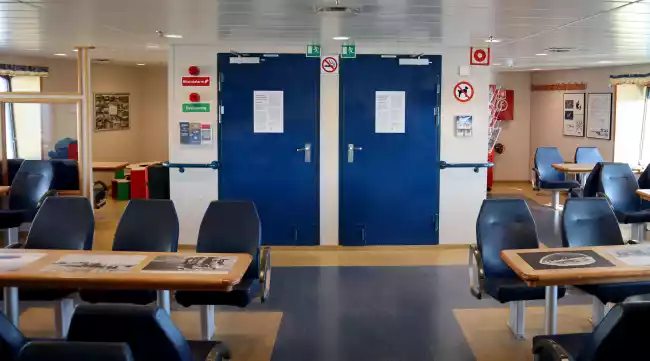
[0, 76, 16, 158]
[613, 84, 650, 166]
[10, 76, 42, 159]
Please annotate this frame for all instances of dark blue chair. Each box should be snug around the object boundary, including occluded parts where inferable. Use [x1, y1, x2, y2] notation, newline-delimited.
[533, 147, 580, 209]
[80, 199, 179, 307]
[67, 305, 227, 361]
[599, 162, 650, 241]
[569, 162, 604, 198]
[0, 310, 27, 361]
[0, 161, 54, 246]
[533, 295, 650, 361]
[175, 201, 270, 341]
[1, 196, 94, 338]
[470, 198, 565, 338]
[18, 342, 134, 361]
[562, 197, 650, 324]
[574, 147, 604, 186]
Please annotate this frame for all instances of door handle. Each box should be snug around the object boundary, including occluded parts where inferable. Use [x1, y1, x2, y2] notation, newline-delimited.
[348, 144, 363, 163]
[297, 143, 312, 163]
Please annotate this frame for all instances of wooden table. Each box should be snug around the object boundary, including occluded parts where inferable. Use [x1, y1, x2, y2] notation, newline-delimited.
[502, 245, 650, 334]
[0, 186, 9, 196]
[92, 161, 129, 171]
[0, 249, 252, 327]
[553, 163, 645, 185]
[637, 189, 650, 201]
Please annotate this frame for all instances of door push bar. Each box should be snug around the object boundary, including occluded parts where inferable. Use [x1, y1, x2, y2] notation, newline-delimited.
[162, 161, 220, 173]
[439, 161, 494, 173]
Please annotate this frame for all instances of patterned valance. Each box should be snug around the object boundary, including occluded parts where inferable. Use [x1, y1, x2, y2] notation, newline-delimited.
[610, 72, 650, 85]
[0, 64, 49, 77]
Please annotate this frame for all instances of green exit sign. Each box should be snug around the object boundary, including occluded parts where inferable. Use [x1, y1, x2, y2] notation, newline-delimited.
[341, 44, 356, 58]
[182, 103, 210, 113]
[306, 44, 321, 58]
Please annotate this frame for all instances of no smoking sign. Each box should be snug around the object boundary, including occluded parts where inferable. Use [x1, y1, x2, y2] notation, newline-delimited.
[321, 56, 339, 74]
[470, 47, 490, 66]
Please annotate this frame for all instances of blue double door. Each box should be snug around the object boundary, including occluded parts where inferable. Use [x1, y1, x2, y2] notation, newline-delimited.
[218, 54, 320, 245]
[339, 55, 441, 245]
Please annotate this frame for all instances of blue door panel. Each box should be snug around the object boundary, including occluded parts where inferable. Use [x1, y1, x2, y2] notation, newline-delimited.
[218, 54, 319, 245]
[340, 55, 441, 246]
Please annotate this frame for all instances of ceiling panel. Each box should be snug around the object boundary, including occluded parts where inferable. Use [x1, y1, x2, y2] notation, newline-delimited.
[0, 0, 647, 69]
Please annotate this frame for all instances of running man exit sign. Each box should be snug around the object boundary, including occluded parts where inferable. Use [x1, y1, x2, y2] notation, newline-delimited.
[341, 44, 356, 59]
[306, 44, 321, 58]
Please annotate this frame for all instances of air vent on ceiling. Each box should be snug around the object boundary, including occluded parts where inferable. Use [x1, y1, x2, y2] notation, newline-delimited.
[545, 47, 577, 53]
[93, 58, 111, 63]
[315, 1, 360, 15]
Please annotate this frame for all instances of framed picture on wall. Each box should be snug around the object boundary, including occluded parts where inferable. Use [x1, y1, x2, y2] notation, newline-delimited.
[94, 93, 130, 131]
[586, 93, 613, 140]
[563, 93, 585, 137]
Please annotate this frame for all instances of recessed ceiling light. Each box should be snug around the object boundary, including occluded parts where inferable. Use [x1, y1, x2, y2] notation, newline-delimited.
[485, 37, 501, 43]
[598, 60, 612, 64]
[73, 49, 78, 52]
[536, 53, 548, 56]
[53, 53, 67, 56]
[492, 63, 503, 66]
[163, 34, 183, 39]
[146, 43, 160, 49]
[531, 68, 542, 71]
[136, 63, 146, 66]
[333, 36, 350, 41]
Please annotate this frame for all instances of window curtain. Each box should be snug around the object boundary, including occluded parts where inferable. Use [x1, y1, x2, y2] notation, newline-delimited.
[610, 73, 650, 86]
[0, 64, 48, 77]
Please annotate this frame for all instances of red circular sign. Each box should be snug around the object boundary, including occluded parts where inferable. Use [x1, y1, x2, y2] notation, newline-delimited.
[473, 49, 487, 62]
[321, 57, 338, 73]
[454, 81, 474, 103]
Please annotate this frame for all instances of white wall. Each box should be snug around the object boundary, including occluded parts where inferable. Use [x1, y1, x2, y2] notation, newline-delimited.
[492, 72, 531, 181]
[168, 45, 491, 245]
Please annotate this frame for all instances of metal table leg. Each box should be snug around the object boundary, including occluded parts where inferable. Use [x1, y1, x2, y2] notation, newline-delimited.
[3, 287, 19, 327]
[544, 286, 558, 335]
[156, 290, 171, 314]
[551, 190, 561, 210]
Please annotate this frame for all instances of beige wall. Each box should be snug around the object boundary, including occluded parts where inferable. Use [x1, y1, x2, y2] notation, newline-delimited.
[530, 64, 650, 164]
[493, 72, 531, 181]
[0, 54, 168, 163]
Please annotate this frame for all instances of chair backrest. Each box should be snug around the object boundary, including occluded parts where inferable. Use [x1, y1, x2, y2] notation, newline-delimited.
[575, 147, 604, 164]
[582, 162, 605, 198]
[0, 311, 27, 361]
[9, 160, 53, 210]
[579, 296, 650, 361]
[534, 147, 566, 182]
[197, 200, 261, 279]
[25, 196, 94, 250]
[561, 198, 624, 248]
[18, 342, 134, 361]
[113, 199, 179, 252]
[67, 305, 192, 361]
[638, 164, 650, 189]
[476, 199, 539, 278]
[599, 162, 640, 213]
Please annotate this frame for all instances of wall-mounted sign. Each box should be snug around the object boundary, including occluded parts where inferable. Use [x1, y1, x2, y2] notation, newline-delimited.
[182, 103, 210, 113]
[180, 122, 213, 145]
[454, 81, 474, 103]
[321, 56, 339, 74]
[455, 115, 473, 137]
[181, 76, 210, 86]
[306, 44, 321, 58]
[341, 44, 356, 59]
[470, 47, 490, 66]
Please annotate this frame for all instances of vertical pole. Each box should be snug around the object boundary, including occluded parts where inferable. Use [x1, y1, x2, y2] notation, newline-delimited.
[544, 286, 558, 335]
[156, 290, 171, 314]
[0, 102, 7, 186]
[76, 46, 95, 203]
[551, 190, 560, 210]
[3, 286, 19, 326]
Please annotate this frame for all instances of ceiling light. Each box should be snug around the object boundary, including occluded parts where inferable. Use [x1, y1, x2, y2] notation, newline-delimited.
[485, 37, 501, 43]
[163, 34, 183, 39]
[598, 60, 612, 64]
[536, 53, 548, 56]
[53, 53, 67, 56]
[146, 43, 160, 49]
[136, 63, 146, 66]
[531, 68, 542, 71]
[492, 63, 503, 66]
[333, 36, 350, 41]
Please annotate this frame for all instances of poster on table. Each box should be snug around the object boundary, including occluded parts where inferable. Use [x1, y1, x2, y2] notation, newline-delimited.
[95, 93, 130, 131]
[0, 252, 46, 271]
[141, 255, 237, 274]
[41, 254, 146, 274]
[518, 250, 614, 270]
[586, 93, 613, 140]
[563, 93, 585, 137]
[608, 245, 650, 266]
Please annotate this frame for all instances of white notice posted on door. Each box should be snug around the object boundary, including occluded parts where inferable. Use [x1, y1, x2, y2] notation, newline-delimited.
[254, 90, 284, 133]
[375, 91, 405, 133]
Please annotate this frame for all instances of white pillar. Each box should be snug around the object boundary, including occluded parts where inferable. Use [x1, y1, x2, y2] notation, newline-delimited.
[76, 46, 95, 203]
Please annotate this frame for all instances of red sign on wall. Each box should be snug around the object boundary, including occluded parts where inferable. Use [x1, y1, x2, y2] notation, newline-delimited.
[181, 76, 211, 86]
[497, 89, 515, 121]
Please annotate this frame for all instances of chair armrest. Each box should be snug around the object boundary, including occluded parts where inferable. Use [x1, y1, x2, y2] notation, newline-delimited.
[4, 243, 23, 249]
[468, 244, 485, 300]
[532, 339, 575, 361]
[259, 247, 271, 303]
[531, 168, 541, 191]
